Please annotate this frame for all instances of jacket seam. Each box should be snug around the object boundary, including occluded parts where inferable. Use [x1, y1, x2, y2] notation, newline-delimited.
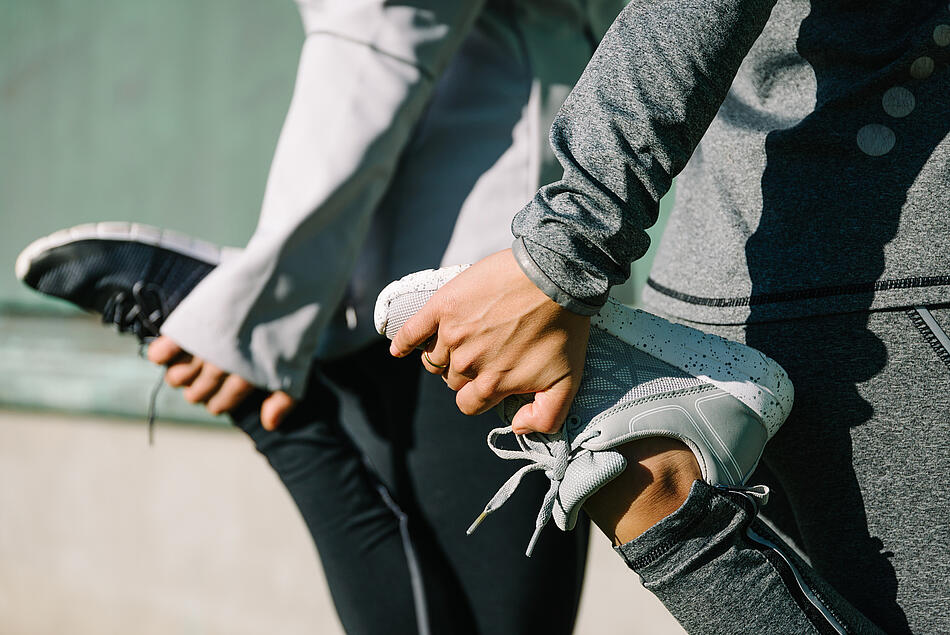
[304, 30, 436, 81]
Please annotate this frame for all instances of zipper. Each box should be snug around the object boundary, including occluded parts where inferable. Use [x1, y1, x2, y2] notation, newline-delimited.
[721, 486, 850, 634]
[746, 526, 849, 635]
[908, 306, 950, 372]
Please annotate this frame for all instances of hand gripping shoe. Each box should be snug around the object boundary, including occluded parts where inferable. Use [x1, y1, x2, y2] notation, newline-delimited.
[16, 222, 222, 342]
[375, 265, 794, 556]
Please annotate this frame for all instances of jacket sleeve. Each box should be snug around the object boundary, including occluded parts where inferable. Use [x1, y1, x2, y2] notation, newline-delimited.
[511, 0, 777, 315]
[161, 0, 486, 398]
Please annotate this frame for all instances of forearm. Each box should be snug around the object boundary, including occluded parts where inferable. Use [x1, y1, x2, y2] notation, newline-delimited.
[512, 0, 777, 313]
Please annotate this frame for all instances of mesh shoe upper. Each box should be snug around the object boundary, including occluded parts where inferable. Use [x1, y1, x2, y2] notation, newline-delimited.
[376, 265, 794, 556]
[17, 223, 220, 341]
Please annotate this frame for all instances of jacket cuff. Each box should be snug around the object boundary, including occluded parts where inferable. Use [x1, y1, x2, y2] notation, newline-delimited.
[161, 309, 311, 401]
[511, 237, 603, 316]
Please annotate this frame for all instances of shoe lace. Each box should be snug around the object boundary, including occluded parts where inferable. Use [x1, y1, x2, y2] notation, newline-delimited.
[101, 281, 169, 341]
[467, 425, 601, 557]
[101, 281, 169, 445]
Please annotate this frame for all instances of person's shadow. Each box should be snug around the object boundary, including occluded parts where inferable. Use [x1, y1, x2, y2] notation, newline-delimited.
[745, 2, 948, 632]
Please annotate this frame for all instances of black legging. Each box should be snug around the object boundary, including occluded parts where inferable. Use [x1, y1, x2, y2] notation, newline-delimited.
[230, 341, 589, 634]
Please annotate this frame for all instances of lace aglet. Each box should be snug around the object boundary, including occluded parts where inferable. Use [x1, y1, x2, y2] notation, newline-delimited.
[525, 526, 543, 558]
[467, 510, 490, 535]
[146, 369, 163, 447]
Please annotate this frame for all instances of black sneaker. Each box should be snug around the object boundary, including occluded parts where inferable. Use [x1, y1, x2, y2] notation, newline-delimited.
[16, 222, 220, 342]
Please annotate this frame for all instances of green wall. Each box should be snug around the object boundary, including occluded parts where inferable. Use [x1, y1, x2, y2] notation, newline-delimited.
[0, 1, 672, 421]
[0, 1, 302, 421]
[1, 0, 302, 312]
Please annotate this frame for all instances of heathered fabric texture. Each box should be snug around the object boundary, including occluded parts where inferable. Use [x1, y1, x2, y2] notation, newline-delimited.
[617, 307, 950, 633]
[617, 481, 884, 634]
[513, 0, 950, 322]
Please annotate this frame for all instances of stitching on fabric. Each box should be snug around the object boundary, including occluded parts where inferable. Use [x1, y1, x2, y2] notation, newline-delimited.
[907, 308, 950, 373]
[590, 384, 717, 423]
[753, 547, 833, 635]
[622, 492, 716, 570]
[374, 482, 431, 635]
[750, 524, 850, 633]
[305, 30, 436, 81]
[647, 275, 950, 308]
[747, 522, 848, 635]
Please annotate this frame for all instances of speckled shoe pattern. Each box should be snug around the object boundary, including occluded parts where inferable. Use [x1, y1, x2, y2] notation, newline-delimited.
[377, 267, 794, 556]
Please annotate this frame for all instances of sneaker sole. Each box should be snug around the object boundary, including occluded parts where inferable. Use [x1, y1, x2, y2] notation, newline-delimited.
[15, 221, 224, 282]
[592, 298, 793, 438]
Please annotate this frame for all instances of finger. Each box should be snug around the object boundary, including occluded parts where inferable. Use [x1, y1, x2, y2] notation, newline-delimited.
[147, 335, 188, 365]
[420, 347, 450, 375]
[261, 391, 297, 431]
[183, 364, 227, 404]
[206, 374, 255, 415]
[510, 379, 577, 435]
[390, 297, 441, 357]
[164, 357, 203, 388]
[455, 376, 506, 416]
[443, 369, 470, 392]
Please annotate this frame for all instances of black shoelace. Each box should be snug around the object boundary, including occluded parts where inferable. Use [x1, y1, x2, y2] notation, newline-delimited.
[102, 281, 169, 444]
[101, 281, 168, 341]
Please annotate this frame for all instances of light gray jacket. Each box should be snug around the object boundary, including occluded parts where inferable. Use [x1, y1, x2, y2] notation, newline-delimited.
[161, 0, 629, 398]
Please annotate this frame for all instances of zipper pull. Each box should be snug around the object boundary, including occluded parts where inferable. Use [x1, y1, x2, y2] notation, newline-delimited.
[715, 483, 770, 508]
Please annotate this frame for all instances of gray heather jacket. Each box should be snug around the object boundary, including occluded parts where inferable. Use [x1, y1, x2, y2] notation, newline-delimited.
[161, 0, 629, 398]
[513, 0, 950, 324]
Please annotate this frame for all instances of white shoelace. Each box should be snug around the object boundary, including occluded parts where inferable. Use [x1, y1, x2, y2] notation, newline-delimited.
[467, 426, 601, 556]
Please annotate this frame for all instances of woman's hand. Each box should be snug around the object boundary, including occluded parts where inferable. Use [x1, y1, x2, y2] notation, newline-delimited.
[147, 336, 296, 430]
[390, 249, 591, 434]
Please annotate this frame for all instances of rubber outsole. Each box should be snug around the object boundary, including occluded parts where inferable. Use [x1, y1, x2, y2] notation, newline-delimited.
[15, 222, 224, 281]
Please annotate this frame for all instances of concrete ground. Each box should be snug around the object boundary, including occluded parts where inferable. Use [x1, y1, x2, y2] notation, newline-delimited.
[0, 410, 684, 634]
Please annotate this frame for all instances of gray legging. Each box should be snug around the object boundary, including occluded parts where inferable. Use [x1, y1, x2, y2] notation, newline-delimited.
[230, 341, 589, 635]
[618, 306, 950, 634]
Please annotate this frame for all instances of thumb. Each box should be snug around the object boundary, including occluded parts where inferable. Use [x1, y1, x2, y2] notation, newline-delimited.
[390, 297, 441, 357]
[147, 335, 186, 365]
[510, 379, 577, 436]
[261, 391, 297, 431]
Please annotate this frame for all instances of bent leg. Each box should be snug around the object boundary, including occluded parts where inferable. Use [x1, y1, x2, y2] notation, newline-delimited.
[229, 380, 428, 634]
[323, 343, 588, 635]
[620, 482, 882, 634]
[583, 440, 882, 634]
[406, 366, 589, 635]
[231, 341, 588, 635]
[608, 307, 950, 634]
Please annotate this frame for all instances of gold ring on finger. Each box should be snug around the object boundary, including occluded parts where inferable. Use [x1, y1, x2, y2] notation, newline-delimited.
[422, 350, 448, 369]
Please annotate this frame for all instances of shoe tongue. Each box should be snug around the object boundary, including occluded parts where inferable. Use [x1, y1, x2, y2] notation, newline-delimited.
[518, 429, 562, 452]
[495, 393, 534, 426]
[552, 449, 627, 532]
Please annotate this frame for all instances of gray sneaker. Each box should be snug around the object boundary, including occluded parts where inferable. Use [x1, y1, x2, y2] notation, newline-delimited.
[375, 265, 793, 556]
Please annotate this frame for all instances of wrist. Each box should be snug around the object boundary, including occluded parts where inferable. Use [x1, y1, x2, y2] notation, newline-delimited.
[511, 237, 603, 316]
